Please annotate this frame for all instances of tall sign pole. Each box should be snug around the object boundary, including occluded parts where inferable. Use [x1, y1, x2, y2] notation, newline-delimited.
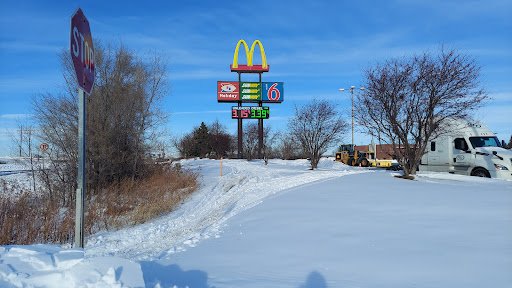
[258, 72, 263, 159]
[238, 72, 243, 159]
[70, 7, 94, 248]
[217, 40, 283, 160]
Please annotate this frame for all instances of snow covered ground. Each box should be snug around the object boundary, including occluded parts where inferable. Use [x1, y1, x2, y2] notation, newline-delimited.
[1, 158, 511, 287]
[0, 157, 43, 198]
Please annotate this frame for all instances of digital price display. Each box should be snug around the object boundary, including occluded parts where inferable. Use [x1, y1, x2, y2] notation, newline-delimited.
[232, 106, 269, 119]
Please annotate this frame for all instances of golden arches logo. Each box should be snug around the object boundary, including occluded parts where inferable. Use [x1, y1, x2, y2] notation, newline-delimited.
[231, 40, 268, 72]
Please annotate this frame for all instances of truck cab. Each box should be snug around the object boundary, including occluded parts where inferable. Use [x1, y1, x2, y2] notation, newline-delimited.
[420, 120, 512, 180]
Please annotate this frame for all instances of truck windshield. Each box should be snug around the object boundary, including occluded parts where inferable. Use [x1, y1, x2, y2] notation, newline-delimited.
[469, 136, 501, 148]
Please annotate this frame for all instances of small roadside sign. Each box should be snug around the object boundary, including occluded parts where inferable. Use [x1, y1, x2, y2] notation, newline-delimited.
[40, 143, 49, 152]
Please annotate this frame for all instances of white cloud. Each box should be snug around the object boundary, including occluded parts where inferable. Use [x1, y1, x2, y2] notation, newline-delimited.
[488, 92, 512, 103]
[0, 75, 61, 93]
[0, 41, 61, 53]
[169, 69, 231, 80]
[1, 114, 33, 119]
[172, 110, 229, 115]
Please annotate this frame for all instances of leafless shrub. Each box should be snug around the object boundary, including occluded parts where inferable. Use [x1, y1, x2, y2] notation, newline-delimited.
[356, 46, 488, 177]
[288, 99, 348, 169]
[242, 122, 278, 161]
[277, 135, 303, 160]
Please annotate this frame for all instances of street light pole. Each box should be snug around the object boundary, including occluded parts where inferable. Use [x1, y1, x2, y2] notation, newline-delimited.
[339, 86, 365, 149]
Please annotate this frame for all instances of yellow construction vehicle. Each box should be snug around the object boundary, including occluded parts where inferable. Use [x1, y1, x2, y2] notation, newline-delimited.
[335, 144, 370, 167]
[335, 144, 392, 168]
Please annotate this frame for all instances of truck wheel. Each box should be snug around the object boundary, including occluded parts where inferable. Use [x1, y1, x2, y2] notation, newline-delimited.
[348, 158, 356, 166]
[359, 158, 369, 167]
[471, 168, 490, 178]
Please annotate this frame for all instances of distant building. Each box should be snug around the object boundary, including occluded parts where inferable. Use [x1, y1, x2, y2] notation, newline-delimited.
[353, 144, 407, 160]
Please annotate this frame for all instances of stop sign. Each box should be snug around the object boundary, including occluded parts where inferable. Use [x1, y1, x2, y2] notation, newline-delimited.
[70, 8, 95, 94]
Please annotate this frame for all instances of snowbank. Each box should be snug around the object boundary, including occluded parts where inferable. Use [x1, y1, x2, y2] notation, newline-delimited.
[0, 245, 144, 288]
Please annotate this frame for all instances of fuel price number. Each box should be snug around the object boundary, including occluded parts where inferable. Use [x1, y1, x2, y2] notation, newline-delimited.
[232, 106, 269, 119]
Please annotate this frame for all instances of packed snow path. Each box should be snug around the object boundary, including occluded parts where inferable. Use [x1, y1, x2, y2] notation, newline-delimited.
[85, 159, 366, 260]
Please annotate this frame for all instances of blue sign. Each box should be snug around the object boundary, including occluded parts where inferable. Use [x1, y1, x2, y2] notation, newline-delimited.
[262, 82, 284, 103]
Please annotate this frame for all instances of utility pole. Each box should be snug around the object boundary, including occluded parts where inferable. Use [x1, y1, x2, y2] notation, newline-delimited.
[339, 86, 365, 149]
[19, 126, 23, 157]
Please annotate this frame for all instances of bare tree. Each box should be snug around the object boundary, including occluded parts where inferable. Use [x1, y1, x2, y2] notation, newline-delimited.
[242, 122, 259, 161]
[33, 90, 79, 205]
[262, 125, 280, 160]
[129, 50, 170, 180]
[356, 46, 488, 177]
[208, 120, 234, 158]
[242, 122, 276, 161]
[277, 135, 303, 160]
[173, 133, 195, 158]
[32, 42, 170, 198]
[288, 99, 348, 169]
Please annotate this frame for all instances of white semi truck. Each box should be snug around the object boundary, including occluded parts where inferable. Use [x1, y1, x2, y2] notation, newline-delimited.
[419, 119, 512, 180]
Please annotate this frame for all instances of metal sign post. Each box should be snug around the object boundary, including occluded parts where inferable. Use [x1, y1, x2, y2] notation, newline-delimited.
[75, 88, 86, 248]
[238, 73, 243, 159]
[258, 73, 263, 159]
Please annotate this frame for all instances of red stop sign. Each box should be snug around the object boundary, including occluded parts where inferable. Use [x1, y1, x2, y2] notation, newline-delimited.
[70, 8, 95, 94]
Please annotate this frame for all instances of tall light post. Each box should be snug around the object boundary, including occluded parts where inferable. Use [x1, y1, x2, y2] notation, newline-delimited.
[339, 86, 365, 149]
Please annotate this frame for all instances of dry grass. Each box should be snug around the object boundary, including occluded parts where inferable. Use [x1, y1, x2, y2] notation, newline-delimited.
[88, 164, 199, 231]
[0, 164, 199, 245]
[0, 192, 75, 245]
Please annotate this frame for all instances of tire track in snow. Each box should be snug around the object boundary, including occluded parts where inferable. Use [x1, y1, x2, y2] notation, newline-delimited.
[85, 159, 369, 260]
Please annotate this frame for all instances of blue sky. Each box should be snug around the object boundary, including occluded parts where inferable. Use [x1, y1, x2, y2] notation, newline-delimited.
[1, 0, 511, 156]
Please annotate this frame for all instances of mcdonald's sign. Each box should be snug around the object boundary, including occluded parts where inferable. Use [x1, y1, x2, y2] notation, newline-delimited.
[231, 40, 269, 73]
